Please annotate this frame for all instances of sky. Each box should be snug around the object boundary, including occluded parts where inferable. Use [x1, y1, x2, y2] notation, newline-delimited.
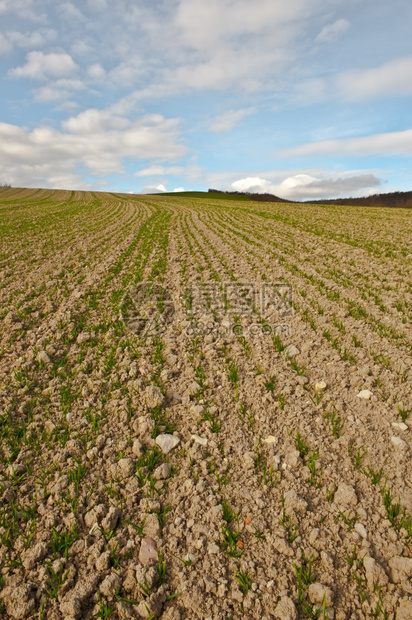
[1, 0, 412, 200]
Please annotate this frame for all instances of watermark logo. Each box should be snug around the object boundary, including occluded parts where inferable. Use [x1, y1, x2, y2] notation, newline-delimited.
[120, 282, 175, 336]
[120, 281, 292, 339]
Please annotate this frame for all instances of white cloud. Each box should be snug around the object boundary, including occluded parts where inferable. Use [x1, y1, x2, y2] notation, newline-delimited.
[87, 0, 107, 9]
[228, 172, 383, 200]
[7, 28, 57, 49]
[173, 187, 185, 192]
[88, 63, 106, 79]
[58, 2, 84, 21]
[71, 40, 94, 57]
[0, 32, 12, 54]
[337, 55, 412, 100]
[281, 128, 412, 157]
[0, 0, 34, 18]
[175, 0, 310, 50]
[134, 165, 185, 177]
[209, 107, 255, 133]
[34, 79, 86, 102]
[316, 18, 350, 44]
[229, 177, 272, 193]
[10, 51, 78, 80]
[140, 184, 167, 194]
[0, 109, 186, 188]
[115, 0, 314, 100]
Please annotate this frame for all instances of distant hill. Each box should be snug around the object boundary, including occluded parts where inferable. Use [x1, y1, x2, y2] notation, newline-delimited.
[309, 191, 412, 209]
[208, 189, 412, 208]
[208, 189, 290, 202]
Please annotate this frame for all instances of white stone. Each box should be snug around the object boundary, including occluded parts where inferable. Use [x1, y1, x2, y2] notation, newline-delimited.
[315, 381, 327, 392]
[283, 344, 300, 359]
[263, 435, 278, 444]
[191, 434, 208, 447]
[155, 433, 180, 454]
[357, 389, 372, 400]
[391, 436, 408, 449]
[354, 523, 367, 539]
[392, 422, 408, 431]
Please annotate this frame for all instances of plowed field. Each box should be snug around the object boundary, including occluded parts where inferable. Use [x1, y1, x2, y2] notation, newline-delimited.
[1, 187, 411, 620]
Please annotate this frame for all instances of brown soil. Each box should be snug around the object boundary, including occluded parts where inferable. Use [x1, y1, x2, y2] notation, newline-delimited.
[0, 188, 411, 619]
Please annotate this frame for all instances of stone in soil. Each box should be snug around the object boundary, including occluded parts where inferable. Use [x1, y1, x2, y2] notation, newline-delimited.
[139, 538, 158, 564]
[155, 433, 180, 454]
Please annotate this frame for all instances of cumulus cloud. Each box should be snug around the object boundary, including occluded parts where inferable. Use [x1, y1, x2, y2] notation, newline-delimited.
[209, 107, 255, 132]
[10, 50, 78, 80]
[140, 184, 167, 194]
[281, 128, 412, 157]
[139, 184, 185, 194]
[316, 18, 350, 44]
[227, 172, 383, 200]
[0, 109, 186, 188]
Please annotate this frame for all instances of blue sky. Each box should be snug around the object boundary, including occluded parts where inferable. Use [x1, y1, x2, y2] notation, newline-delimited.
[1, 0, 412, 200]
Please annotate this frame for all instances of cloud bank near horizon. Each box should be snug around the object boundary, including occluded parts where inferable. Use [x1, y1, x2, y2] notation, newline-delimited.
[0, 0, 411, 199]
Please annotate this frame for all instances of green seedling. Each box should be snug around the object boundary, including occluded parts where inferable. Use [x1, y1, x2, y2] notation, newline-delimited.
[382, 487, 402, 526]
[251, 524, 266, 540]
[279, 501, 299, 543]
[291, 360, 306, 376]
[326, 487, 335, 502]
[323, 409, 344, 439]
[123, 517, 146, 536]
[110, 543, 121, 569]
[138, 578, 152, 597]
[51, 525, 78, 559]
[366, 465, 384, 485]
[221, 524, 244, 557]
[344, 544, 358, 568]
[277, 391, 286, 410]
[348, 441, 368, 470]
[157, 551, 167, 585]
[228, 360, 239, 385]
[263, 378, 275, 392]
[295, 432, 310, 461]
[170, 552, 192, 567]
[94, 594, 114, 619]
[335, 511, 360, 532]
[222, 499, 237, 524]
[398, 406, 409, 422]
[154, 504, 172, 528]
[307, 450, 321, 487]
[235, 568, 253, 595]
[45, 561, 69, 599]
[293, 550, 323, 619]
